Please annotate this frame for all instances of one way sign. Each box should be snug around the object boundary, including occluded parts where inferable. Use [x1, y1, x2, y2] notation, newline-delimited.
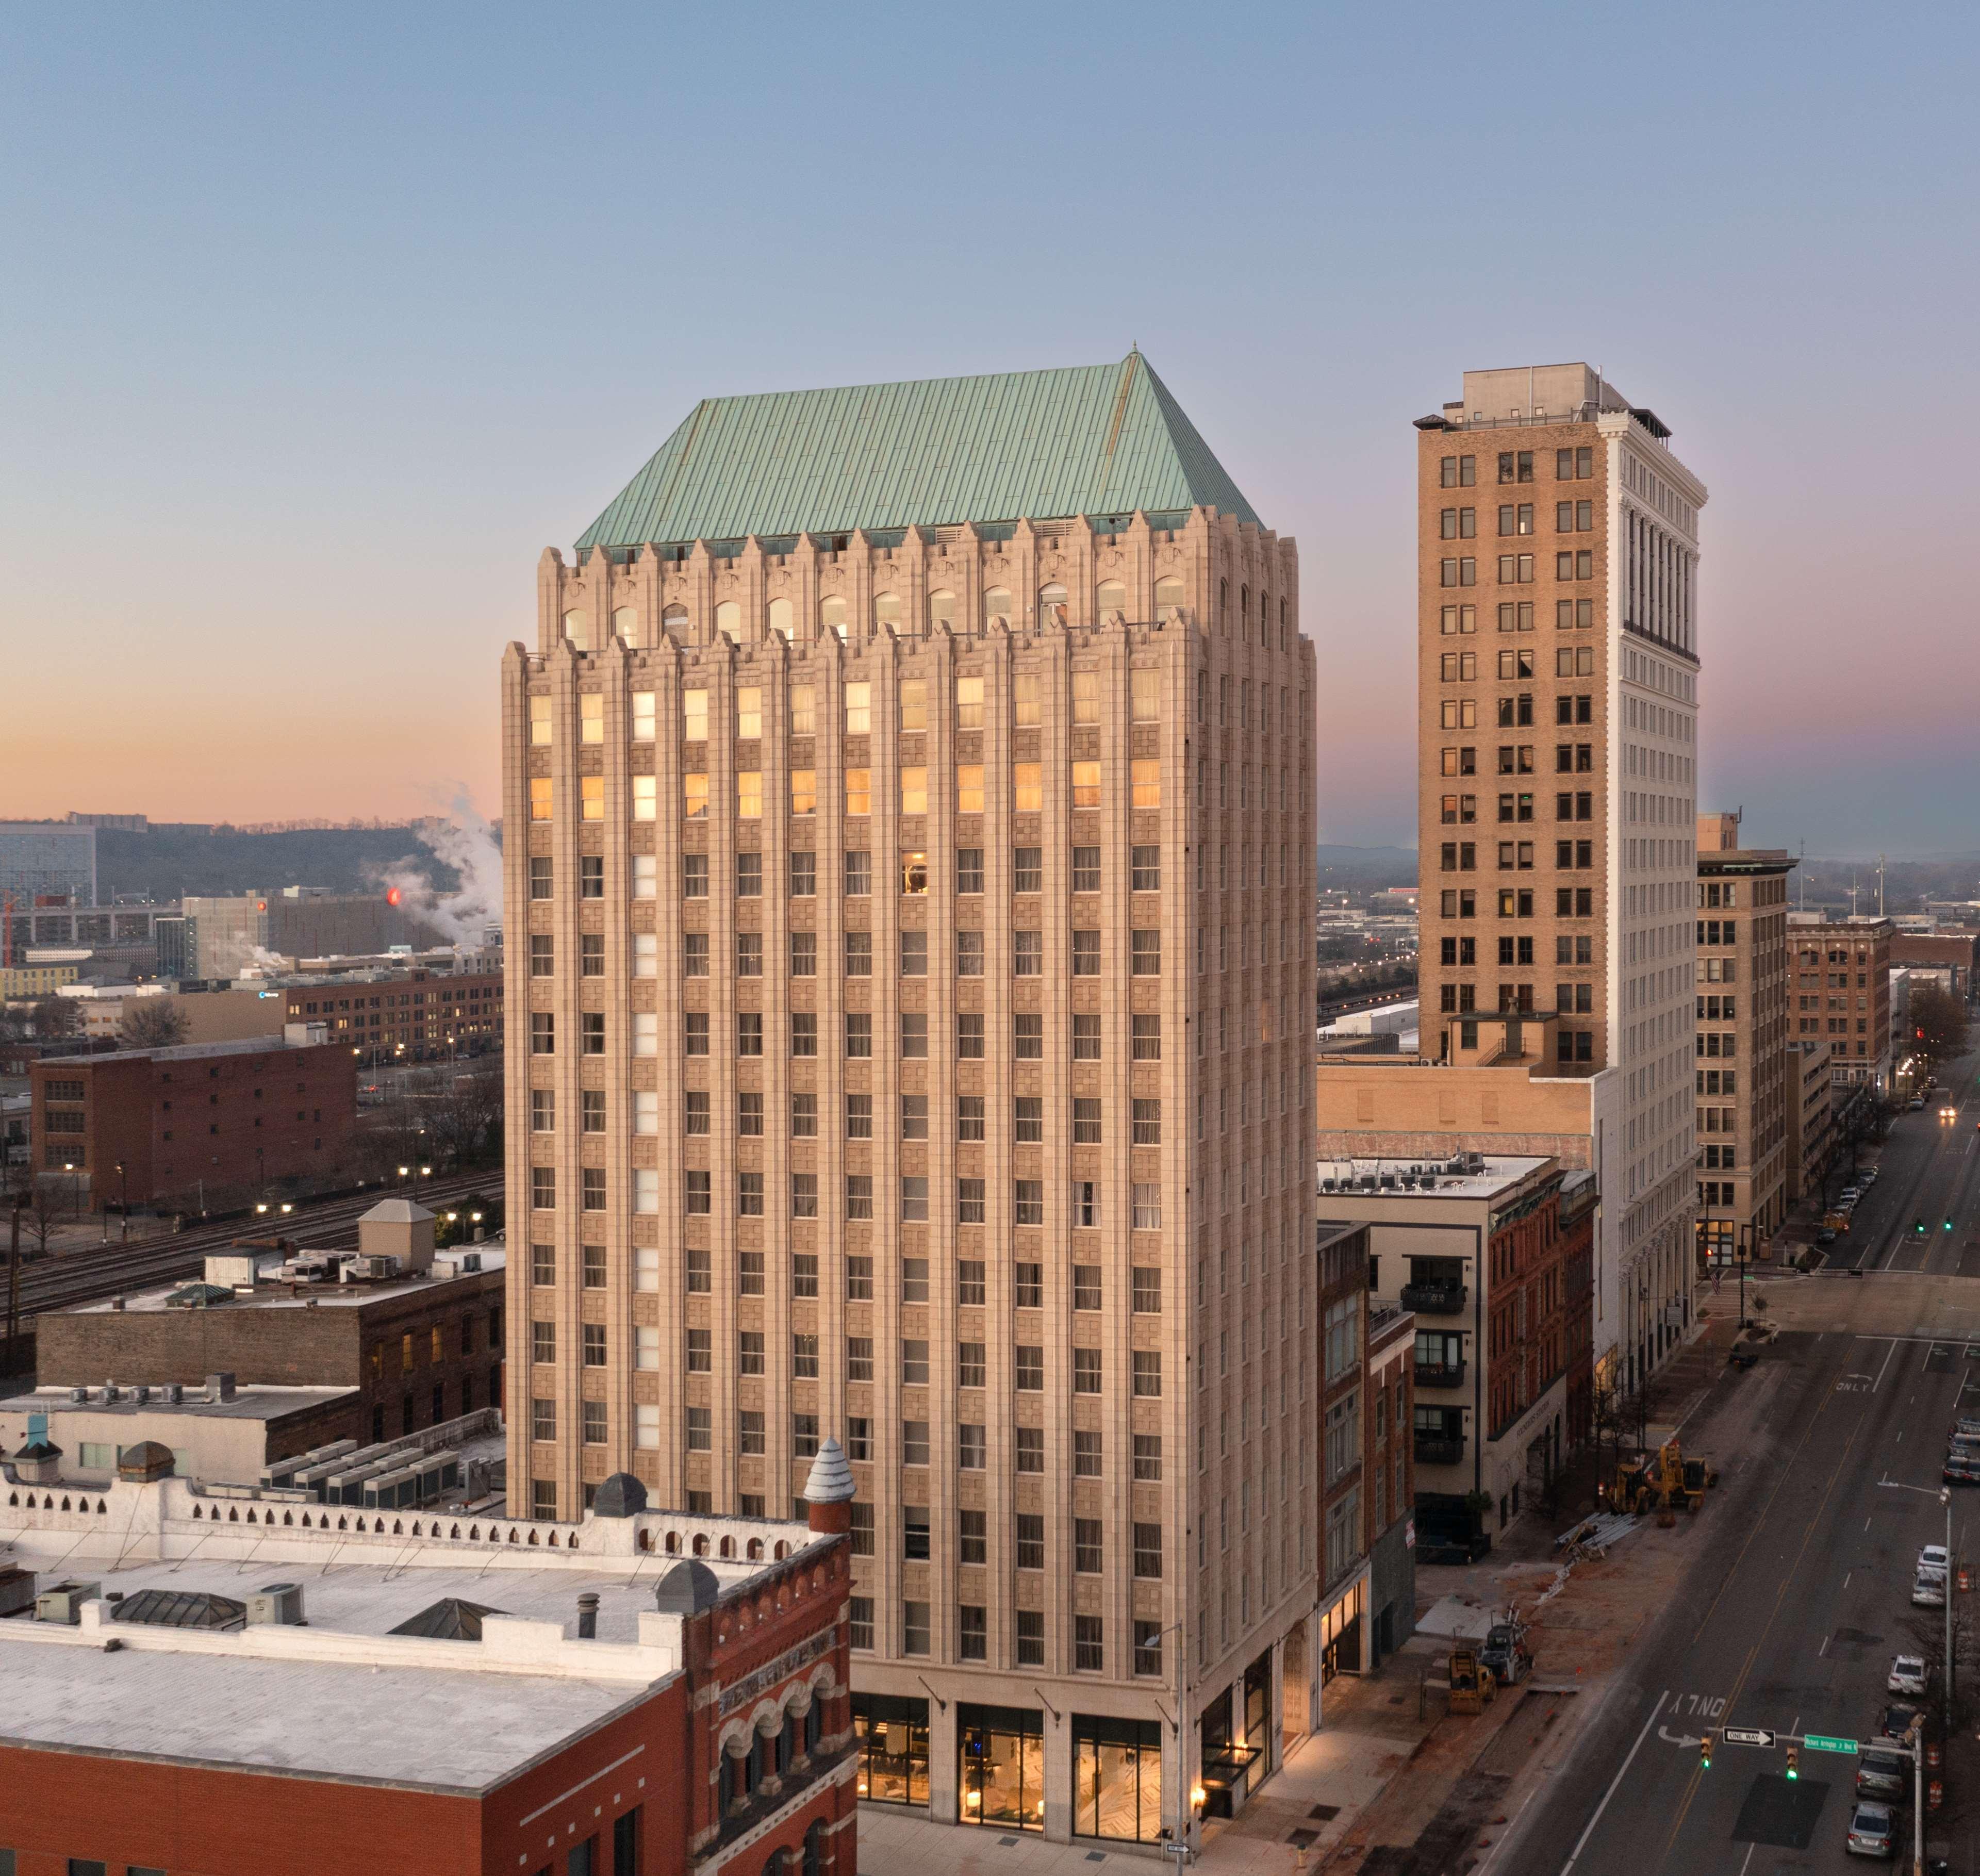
[1721, 1727, 1776, 1747]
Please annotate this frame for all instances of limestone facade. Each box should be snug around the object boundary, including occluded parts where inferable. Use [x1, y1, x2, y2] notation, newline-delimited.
[502, 505, 1318, 1839]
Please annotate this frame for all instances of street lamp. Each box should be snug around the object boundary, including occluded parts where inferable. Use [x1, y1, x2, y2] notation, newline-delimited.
[116, 1160, 128, 1243]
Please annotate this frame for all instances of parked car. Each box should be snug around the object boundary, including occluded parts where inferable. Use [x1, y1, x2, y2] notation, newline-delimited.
[1856, 1750, 1909, 1800]
[1840, 1187, 1862, 1204]
[1909, 1097, 1927, 1111]
[1816, 1227, 1838, 1247]
[1944, 1452, 1980, 1486]
[1950, 1415, 1980, 1440]
[1848, 1801, 1898, 1857]
[1912, 1571, 1946, 1607]
[1919, 1544, 1950, 1582]
[1881, 1702, 1923, 1741]
[1889, 1654, 1928, 1696]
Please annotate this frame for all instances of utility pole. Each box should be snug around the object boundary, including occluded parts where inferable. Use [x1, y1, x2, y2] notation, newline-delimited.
[5, 1188, 24, 1380]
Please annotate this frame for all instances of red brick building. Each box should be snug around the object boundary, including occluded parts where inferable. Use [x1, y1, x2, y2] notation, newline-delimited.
[282, 963, 504, 1064]
[29, 1031, 357, 1209]
[0, 1445, 858, 1876]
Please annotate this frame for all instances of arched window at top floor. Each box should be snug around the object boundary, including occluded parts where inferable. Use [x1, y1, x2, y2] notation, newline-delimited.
[767, 597, 795, 641]
[1154, 575, 1185, 621]
[561, 609, 589, 651]
[715, 600, 742, 645]
[873, 592, 903, 634]
[1037, 583, 1068, 630]
[820, 595, 849, 641]
[1095, 579, 1127, 623]
[983, 586, 1013, 631]
[611, 605, 638, 648]
[928, 589, 958, 634]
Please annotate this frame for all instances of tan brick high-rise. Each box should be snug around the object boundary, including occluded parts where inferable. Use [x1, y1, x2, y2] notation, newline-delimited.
[502, 355, 1318, 1847]
[1414, 365, 1707, 1390]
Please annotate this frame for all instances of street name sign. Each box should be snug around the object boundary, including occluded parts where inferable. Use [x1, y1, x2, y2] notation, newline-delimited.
[1722, 1727, 1775, 1747]
[1803, 1734, 1859, 1754]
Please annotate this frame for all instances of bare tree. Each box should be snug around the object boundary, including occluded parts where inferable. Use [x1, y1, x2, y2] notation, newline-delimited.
[117, 998, 189, 1049]
[1908, 982, 1970, 1066]
[31, 996, 79, 1039]
[2, 1160, 74, 1258]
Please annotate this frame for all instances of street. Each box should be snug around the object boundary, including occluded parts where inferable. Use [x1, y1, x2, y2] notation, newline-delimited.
[1507, 1050, 1980, 1876]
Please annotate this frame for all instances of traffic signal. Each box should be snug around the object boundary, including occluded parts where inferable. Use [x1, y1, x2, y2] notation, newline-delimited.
[1700, 1732, 1713, 1771]
[1785, 1745, 1799, 1780]
[1916, 1218, 1927, 1233]
[1948, 1218, 1957, 1231]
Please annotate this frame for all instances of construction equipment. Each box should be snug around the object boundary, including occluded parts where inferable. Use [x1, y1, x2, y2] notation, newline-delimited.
[1448, 1646, 1497, 1715]
[1611, 1439, 1718, 1515]
[1480, 1616, 1533, 1686]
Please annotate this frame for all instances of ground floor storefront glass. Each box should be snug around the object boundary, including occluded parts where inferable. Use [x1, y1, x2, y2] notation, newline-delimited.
[959, 1703, 1045, 1830]
[1320, 1577, 1365, 1683]
[1072, 1715, 1165, 1843]
[853, 1692, 930, 1806]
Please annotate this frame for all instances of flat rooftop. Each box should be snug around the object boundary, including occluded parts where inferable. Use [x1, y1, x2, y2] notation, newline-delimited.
[0, 1500, 829, 1790]
[2, 1384, 354, 1424]
[65, 1245, 504, 1315]
[1316, 1153, 1552, 1202]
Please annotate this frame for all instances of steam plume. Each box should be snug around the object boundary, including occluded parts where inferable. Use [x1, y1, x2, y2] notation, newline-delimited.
[373, 796, 503, 950]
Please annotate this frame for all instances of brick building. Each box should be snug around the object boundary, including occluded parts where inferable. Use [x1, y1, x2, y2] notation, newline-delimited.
[1317, 1153, 1592, 1560]
[28, 1030, 357, 1209]
[35, 1201, 506, 1445]
[506, 352, 1318, 1848]
[1891, 931, 1977, 1001]
[1311, 1222, 1368, 1715]
[0, 1447, 857, 1876]
[1788, 914, 1893, 1091]
[1694, 813, 1796, 1264]
[1362, 1298, 1416, 1668]
[282, 962, 505, 1063]
[1785, 1039, 1836, 1204]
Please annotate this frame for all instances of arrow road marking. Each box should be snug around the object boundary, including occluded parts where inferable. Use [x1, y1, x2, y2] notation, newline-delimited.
[1658, 1725, 1706, 1750]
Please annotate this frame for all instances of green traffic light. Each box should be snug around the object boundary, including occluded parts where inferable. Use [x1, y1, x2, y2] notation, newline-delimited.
[1947, 1219, 1956, 1230]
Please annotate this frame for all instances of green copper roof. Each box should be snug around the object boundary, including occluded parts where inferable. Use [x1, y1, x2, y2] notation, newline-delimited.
[574, 351, 1260, 551]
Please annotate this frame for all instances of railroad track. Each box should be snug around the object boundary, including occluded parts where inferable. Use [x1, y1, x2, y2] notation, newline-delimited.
[6, 1170, 501, 1319]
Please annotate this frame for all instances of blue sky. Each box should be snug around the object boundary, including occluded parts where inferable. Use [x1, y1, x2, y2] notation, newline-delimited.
[5, 2, 1977, 854]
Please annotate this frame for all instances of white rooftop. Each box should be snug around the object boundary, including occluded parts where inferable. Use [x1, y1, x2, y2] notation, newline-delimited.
[1315, 1153, 1553, 1202]
[67, 1243, 503, 1314]
[2, 1384, 355, 1424]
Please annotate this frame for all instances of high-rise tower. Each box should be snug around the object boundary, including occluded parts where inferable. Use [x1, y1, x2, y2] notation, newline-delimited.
[1413, 364, 1707, 1390]
[503, 355, 1317, 1844]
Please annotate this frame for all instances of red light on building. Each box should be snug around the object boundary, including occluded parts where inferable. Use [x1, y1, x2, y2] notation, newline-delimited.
[386, 886, 401, 907]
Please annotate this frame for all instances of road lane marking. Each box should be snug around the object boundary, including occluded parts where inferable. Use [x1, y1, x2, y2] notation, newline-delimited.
[1875, 1339, 1898, 1391]
[1844, 1572, 1852, 1589]
[1820, 1633, 1830, 1657]
[1559, 1688, 1666, 1876]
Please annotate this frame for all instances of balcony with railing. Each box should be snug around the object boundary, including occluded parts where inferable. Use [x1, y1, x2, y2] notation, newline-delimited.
[1414, 1433, 1465, 1467]
[1413, 1359, 1467, 1390]
[1400, 1282, 1468, 1317]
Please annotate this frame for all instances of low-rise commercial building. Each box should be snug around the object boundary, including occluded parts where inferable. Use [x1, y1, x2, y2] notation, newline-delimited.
[0, 1447, 856, 1876]
[1694, 814, 1796, 1264]
[0, 1378, 360, 1485]
[0, 962, 80, 999]
[36, 1200, 506, 1445]
[1316, 1151, 1593, 1561]
[27, 1029, 357, 1209]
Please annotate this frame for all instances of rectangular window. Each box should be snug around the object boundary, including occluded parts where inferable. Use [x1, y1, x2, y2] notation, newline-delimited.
[1131, 929, 1161, 974]
[846, 1174, 873, 1220]
[1014, 1012, 1044, 1059]
[1131, 758, 1161, 808]
[957, 1094, 985, 1142]
[1015, 1345, 1045, 1390]
[1013, 929, 1043, 976]
[956, 845, 984, 894]
[1131, 844, 1161, 892]
[1132, 1013, 1161, 1060]
[1072, 1346, 1102, 1393]
[1072, 1013, 1101, 1061]
[1013, 761, 1043, 812]
[1071, 760, 1101, 809]
[1014, 1096, 1044, 1144]
[1131, 1182, 1162, 1230]
[955, 928, 984, 976]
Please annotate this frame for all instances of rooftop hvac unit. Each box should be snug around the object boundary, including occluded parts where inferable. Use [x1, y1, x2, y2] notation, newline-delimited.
[0, 1567, 38, 1620]
[166, 1383, 183, 1405]
[248, 1583, 306, 1626]
[1319, 1178, 1338, 1193]
[36, 1581, 102, 1624]
[341, 1254, 400, 1282]
[1359, 1174, 1378, 1191]
[454, 1252, 481, 1273]
[1378, 1174, 1396, 1190]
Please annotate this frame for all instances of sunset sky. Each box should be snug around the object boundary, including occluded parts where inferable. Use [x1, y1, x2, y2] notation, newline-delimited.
[6, 4, 1978, 855]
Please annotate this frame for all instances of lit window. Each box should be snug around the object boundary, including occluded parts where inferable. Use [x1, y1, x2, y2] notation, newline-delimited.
[843, 768, 870, 815]
[736, 771, 763, 818]
[1071, 761, 1101, 809]
[682, 688, 708, 742]
[789, 769, 816, 815]
[736, 686, 763, 738]
[844, 681, 871, 734]
[899, 766, 928, 814]
[1013, 762, 1042, 812]
[1131, 759, 1161, 809]
[683, 773, 708, 818]
[955, 674, 985, 728]
[955, 764, 984, 814]
[529, 778, 552, 822]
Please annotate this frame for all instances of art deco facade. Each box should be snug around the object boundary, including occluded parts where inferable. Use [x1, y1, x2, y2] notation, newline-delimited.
[1413, 364, 1706, 1390]
[503, 356, 1318, 1847]
[1694, 813, 1795, 1263]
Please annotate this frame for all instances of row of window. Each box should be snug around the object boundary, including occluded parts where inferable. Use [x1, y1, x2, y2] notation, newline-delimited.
[547, 1333, 1170, 1399]
[528, 759, 1164, 823]
[1437, 500, 1599, 538]
[533, 923, 1180, 979]
[529, 1164, 1168, 1230]
[529, 1008, 1174, 1062]
[1437, 744, 1594, 776]
[1438, 791, 1595, 825]
[1439, 601, 1599, 637]
[1439, 935, 1595, 967]
[1435, 886, 1594, 918]
[1435, 841, 1595, 873]
[529, 843, 1279, 900]
[1437, 551, 1598, 588]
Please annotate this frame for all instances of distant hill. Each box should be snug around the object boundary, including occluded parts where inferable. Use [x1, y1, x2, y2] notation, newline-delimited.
[1316, 845, 1417, 887]
[98, 825, 472, 901]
